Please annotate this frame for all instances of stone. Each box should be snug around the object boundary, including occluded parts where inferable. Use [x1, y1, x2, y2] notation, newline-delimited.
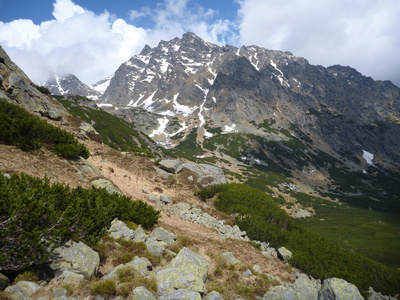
[175, 203, 191, 211]
[318, 278, 364, 300]
[107, 218, 135, 240]
[367, 287, 396, 300]
[187, 175, 194, 182]
[133, 225, 148, 242]
[50, 240, 100, 279]
[91, 178, 121, 194]
[145, 240, 166, 257]
[0, 272, 10, 290]
[181, 162, 227, 187]
[79, 122, 99, 136]
[52, 287, 67, 297]
[149, 195, 160, 203]
[158, 289, 202, 300]
[58, 270, 85, 285]
[103, 256, 152, 280]
[148, 227, 176, 246]
[253, 265, 261, 274]
[132, 286, 157, 300]
[156, 247, 209, 296]
[155, 167, 173, 179]
[47, 108, 63, 121]
[5, 281, 41, 299]
[242, 269, 253, 277]
[204, 291, 225, 300]
[79, 157, 102, 176]
[221, 252, 240, 264]
[191, 207, 202, 215]
[160, 194, 173, 204]
[158, 159, 183, 174]
[277, 247, 292, 261]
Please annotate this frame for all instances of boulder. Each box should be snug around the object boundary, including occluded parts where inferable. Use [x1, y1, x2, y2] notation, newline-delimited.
[158, 289, 202, 300]
[277, 247, 292, 261]
[58, 270, 85, 286]
[221, 252, 240, 264]
[91, 178, 121, 194]
[182, 162, 227, 187]
[145, 240, 166, 257]
[149, 195, 160, 203]
[0, 272, 10, 290]
[103, 256, 152, 280]
[5, 281, 41, 299]
[154, 167, 173, 179]
[148, 227, 176, 247]
[156, 247, 209, 296]
[132, 286, 157, 300]
[318, 278, 364, 300]
[160, 194, 173, 204]
[204, 291, 225, 300]
[242, 269, 253, 277]
[159, 159, 183, 174]
[107, 218, 135, 240]
[50, 240, 100, 279]
[367, 287, 396, 300]
[292, 274, 321, 300]
[52, 287, 67, 297]
[134, 225, 148, 242]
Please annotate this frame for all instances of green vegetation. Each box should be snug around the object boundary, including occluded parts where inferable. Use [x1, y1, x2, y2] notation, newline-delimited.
[0, 173, 160, 271]
[56, 95, 154, 156]
[33, 84, 51, 95]
[198, 183, 400, 296]
[0, 100, 89, 159]
[169, 128, 204, 159]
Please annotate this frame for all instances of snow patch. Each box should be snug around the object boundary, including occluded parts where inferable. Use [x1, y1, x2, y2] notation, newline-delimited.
[150, 117, 169, 138]
[223, 124, 236, 133]
[142, 90, 157, 111]
[362, 150, 374, 165]
[97, 103, 113, 107]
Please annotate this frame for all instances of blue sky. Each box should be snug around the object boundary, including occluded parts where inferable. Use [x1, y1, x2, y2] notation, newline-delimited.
[1, 0, 399, 87]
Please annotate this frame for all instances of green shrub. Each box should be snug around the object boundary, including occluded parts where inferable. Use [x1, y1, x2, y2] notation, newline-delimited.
[198, 183, 400, 296]
[0, 100, 89, 159]
[0, 173, 160, 271]
[90, 279, 116, 297]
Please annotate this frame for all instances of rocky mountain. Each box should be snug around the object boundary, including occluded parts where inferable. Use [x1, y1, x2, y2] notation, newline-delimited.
[44, 73, 102, 100]
[95, 32, 400, 214]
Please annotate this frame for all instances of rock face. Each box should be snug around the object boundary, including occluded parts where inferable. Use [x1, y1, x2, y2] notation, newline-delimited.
[50, 240, 100, 279]
[0, 46, 68, 119]
[156, 247, 209, 296]
[182, 162, 227, 187]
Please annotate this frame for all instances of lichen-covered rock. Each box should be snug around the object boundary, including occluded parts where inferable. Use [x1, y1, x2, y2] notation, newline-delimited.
[156, 247, 209, 296]
[204, 291, 225, 300]
[277, 247, 292, 261]
[134, 225, 148, 242]
[160, 194, 173, 204]
[91, 178, 121, 194]
[367, 287, 396, 300]
[158, 288, 202, 300]
[50, 240, 100, 279]
[181, 162, 227, 187]
[132, 286, 157, 300]
[52, 287, 67, 297]
[145, 240, 166, 257]
[159, 159, 183, 174]
[5, 281, 41, 299]
[0, 272, 10, 290]
[242, 269, 253, 277]
[103, 256, 152, 280]
[58, 270, 85, 286]
[148, 227, 176, 246]
[154, 167, 173, 179]
[107, 218, 135, 240]
[318, 278, 364, 300]
[221, 252, 240, 264]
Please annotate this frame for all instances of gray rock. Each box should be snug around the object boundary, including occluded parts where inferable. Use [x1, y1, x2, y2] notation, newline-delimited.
[191, 207, 202, 215]
[132, 286, 157, 300]
[79, 157, 102, 176]
[149, 195, 160, 203]
[53, 297, 76, 300]
[5, 281, 41, 299]
[159, 159, 183, 174]
[133, 225, 148, 242]
[253, 265, 261, 274]
[160, 194, 173, 204]
[103, 256, 152, 280]
[50, 240, 100, 279]
[145, 240, 166, 257]
[52, 287, 67, 297]
[91, 178, 121, 194]
[158, 289, 202, 300]
[221, 252, 240, 264]
[292, 274, 320, 300]
[182, 162, 227, 187]
[277, 247, 292, 261]
[156, 247, 209, 295]
[318, 278, 364, 300]
[47, 108, 63, 121]
[242, 269, 253, 277]
[175, 203, 191, 211]
[205, 291, 225, 300]
[187, 175, 194, 182]
[79, 122, 99, 136]
[148, 227, 176, 246]
[0, 272, 10, 290]
[367, 287, 396, 300]
[155, 167, 173, 179]
[58, 270, 85, 285]
[107, 218, 135, 240]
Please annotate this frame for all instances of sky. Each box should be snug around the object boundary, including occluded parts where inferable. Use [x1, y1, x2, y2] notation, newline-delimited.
[0, 0, 399, 88]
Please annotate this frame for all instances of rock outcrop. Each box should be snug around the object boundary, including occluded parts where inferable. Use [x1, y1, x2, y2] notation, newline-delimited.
[318, 277, 364, 300]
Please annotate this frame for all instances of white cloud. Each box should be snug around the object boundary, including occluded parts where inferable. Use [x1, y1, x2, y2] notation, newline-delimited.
[0, 0, 237, 85]
[237, 0, 400, 86]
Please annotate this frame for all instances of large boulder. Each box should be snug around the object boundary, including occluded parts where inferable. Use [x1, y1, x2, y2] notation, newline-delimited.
[145, 240, 166, 257]
[107, 218, 135, 240]
[103, 256, 152, 280]
[5, 281, 41, 299]
[181, 162, 227, 187]
[156, 247, 209, 296]
[158, 289, 202, 300]
[50, 240, 100, 279]
[159, 159, 183, 174]
[318, 278, 364, 300]
[277, 247, 292, 261]
[148, 227, 176, 247]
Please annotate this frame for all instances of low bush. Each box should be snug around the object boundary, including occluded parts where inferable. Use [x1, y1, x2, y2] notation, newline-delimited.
[198, 183, 400, 296]
[0, 173, 160, 271]
[0, 100, 89, 159]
